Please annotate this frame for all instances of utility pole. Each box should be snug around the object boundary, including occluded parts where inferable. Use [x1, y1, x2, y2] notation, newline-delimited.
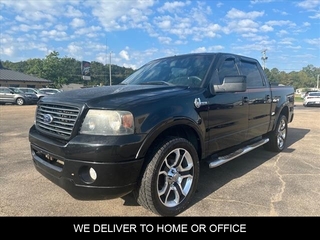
[105, 38, 108, 86]
[109, 51, 112, 86]
[261, 49, 268, 70]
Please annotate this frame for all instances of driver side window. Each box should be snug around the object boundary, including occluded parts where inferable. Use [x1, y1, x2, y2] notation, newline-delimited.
[218, 58, 239, 84]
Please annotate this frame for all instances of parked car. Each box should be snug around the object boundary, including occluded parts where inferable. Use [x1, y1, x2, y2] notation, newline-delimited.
[0, 87, 38, 105]
[29, 52, 294, 216]
[303, 91, 320, 107]
[301, 90, 319, 99]
[38, 88, 62, 95]
[17, 87, 49, 100]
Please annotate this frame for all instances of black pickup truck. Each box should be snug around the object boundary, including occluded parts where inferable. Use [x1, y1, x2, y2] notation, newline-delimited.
[29, 52, 294, 216]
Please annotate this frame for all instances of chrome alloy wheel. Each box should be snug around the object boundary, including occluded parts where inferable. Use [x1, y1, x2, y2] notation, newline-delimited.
[157, 148, 194, 208]
[277, 118, 287, 149]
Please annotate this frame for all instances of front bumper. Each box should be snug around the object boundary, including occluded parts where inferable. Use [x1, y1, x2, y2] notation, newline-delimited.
[29, 125, 145, 200]
[24, 96, 38, 104]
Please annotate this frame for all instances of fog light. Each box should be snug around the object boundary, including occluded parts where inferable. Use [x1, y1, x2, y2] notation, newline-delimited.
[89, 167, 97, 181]
[79, 166, 97, 184]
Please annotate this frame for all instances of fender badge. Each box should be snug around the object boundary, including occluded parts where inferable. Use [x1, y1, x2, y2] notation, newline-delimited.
[194, 98, 208, 108]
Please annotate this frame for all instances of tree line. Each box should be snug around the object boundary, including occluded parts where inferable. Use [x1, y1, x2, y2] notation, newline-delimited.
[1, 51, 134, 87]
[1, 51, 319, 90]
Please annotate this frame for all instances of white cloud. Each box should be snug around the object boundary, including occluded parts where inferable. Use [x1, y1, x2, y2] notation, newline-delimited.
[157, 1, 191, 13]
[192, 47, 206, 53]
[74, 26, 102, 37]
[278, 38, 295, 45]
[216, 2, 223, 8]
[89, 0, 155, 31]
[272, 9, 289, 15]
[305, 38, 320, 46]
[265, 20, 296, 27]
[1, 45, 15, 57]
[70, 18, 86, 28]
[309, 13, 320, 19]
[119, 50, 130, 60]
[260, 24, 274, 32]
[250, 0, 275, 4]
[285, 45, 301, 49]
[64, 5, 83, 18]
[277, 30, 289, 37]
[55, 24, 68, 31]
[296, 0, 320, 9]
[226, 8, 264, 19]
[12, 24, 44, 32]
[66, 42, 83, 58]
[157, 19, 171, 29]
[225, 19, 259, 34]
[208, 45, 225, 51]
[40, 30, 68, 41]
[158, 36, 172, 44]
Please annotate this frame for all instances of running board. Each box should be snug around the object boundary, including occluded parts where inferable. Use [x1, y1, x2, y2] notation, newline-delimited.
[207, 138, 269, 168]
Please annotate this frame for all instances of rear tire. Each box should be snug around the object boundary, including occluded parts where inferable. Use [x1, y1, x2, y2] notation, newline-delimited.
[134, 137, 199, 216]
[264, 114, 288, 152]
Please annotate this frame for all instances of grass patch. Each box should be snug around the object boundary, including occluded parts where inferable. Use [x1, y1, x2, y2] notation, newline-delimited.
[294, 96, 303, 102]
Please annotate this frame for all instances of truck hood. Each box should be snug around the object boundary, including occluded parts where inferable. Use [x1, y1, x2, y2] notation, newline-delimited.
[41, 85, 201, 109]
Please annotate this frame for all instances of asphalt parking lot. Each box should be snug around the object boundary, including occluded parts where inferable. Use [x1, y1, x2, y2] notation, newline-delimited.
[0, 102, 319, 217]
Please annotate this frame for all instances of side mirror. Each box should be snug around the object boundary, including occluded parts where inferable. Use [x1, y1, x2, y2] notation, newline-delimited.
[213, 75, 247, 93]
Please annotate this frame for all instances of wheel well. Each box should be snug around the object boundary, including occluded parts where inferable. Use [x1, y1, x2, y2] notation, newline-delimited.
[270, 106, 289, 132]
[134, 124, 202, 192]
[280, 106, 289, 121]
[144, 125, 202, 163]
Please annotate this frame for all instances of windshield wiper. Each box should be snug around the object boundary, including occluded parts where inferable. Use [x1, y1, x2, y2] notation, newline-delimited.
[140, 81, 174, 86]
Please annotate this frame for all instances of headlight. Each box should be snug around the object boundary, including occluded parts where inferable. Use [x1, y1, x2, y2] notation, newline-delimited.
[80, 110, 134, 135]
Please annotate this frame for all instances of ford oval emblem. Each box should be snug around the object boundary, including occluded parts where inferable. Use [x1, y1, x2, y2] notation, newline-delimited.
[43, 114, 53, 124]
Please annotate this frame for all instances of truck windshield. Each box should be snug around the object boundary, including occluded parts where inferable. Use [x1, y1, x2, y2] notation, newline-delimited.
[121, 54, 214, 87]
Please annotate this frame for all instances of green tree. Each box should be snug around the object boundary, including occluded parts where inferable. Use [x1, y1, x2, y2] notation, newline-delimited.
[25, 58, 44, 78]
[42, 51, 67, 88]
[302, 64, 320, 88]
[61, 57, 81, 84]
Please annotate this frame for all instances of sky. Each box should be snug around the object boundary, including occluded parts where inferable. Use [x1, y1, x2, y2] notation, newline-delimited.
[0, 0, 319, 72]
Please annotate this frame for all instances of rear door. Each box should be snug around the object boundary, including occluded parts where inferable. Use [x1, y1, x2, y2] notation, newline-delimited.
[238, 58, 272, 139]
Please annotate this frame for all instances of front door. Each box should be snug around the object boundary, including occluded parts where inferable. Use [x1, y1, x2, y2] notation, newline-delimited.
[206, 55, 249, 154]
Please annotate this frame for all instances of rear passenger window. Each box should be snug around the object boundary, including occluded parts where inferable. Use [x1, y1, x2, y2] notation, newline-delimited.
[239, 61, 264, 88]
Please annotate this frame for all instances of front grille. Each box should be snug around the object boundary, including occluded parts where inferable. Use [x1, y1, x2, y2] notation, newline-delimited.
[36, 103, 80, 139]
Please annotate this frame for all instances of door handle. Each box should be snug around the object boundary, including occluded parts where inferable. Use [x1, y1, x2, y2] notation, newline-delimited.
[265, 95, 271, 103]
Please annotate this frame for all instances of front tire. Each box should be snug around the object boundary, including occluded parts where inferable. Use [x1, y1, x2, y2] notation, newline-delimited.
[134, 137, 199, 216]
[264, 114, 288, 152]
[16, 98, 25, 105]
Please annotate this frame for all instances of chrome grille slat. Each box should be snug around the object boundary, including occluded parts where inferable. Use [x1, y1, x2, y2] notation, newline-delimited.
[37, 121, 75, 131]
[39, 109, 79, 117]
[37, 123, 73, 135]
[36, 103, 80, 139]
[37, 115, 76, 125]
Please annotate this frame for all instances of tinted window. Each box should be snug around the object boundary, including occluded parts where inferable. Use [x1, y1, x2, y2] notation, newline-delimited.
[239, 61, 264, 88]
[309, 92, 320, 97]
[0, 88, 10, 93]
[218, 58, 239, 83]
